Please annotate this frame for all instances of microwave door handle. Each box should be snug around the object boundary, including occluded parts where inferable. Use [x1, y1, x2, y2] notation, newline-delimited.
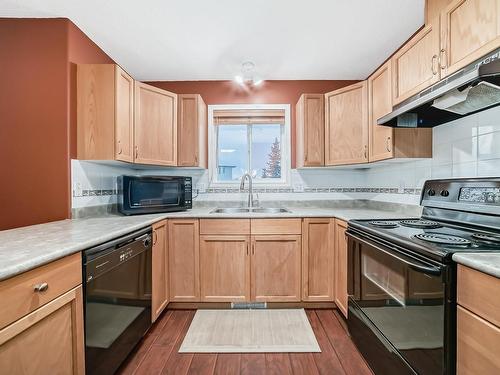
[348, 233, 442, 276]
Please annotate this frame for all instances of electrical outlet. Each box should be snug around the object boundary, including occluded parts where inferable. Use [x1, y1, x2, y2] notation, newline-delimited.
[73, 182, 83, 197]
[293, 184, 304, 193]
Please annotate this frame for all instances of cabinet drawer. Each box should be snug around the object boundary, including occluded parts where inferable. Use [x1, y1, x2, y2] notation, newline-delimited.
[0, 253, 82, 329]
[251, 219, 302, 235]
[200, 219, 250, 235]
[457, 265, 500, 327]
[457, 306, 500, 374]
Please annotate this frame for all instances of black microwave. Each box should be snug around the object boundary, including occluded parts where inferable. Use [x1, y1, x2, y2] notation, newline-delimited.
[118, 175, 192, 215]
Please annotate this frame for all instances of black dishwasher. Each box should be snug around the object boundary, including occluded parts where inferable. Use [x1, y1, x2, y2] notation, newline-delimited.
[83, 227, 152, 375]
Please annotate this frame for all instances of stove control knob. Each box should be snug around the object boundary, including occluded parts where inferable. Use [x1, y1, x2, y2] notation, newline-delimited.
[440, 190, 450, 197]
[428, 189, 436, 196]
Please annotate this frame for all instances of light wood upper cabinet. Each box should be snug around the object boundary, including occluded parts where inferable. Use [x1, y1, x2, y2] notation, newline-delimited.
[251, 235, 302, 302]
[296, 94, 325, 167]
[368, 61, 395, 162]
[168, 219, 200, 302]
[334, 219, 348, 318]
[368, 61, 433, 162]
[134, 82, 177, 166]
[302, 218, 334, 302]
[200, 235, 250, 302]
[440, 0, 500, 77]
[115, 66, 135, 162]
[177, 94, 207, 168]
[0, 286, 85, 375]
[77, 64, 134, 162]
[392, 23, 441, 105]
[325, 82, 369, 166]
[152, 220, 168, 322]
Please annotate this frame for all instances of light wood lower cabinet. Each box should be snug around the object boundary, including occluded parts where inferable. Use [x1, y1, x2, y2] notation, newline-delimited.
[251, 235, 302, 302]
[200, 235, 250, 302]
[152, 220, 168, 322]
[302, 218, 335, 301]
[334, 219, 348, 318]
[168, 219, 200, 302]
[0, 286, 85, 375]
[457, 265, 500, 374]
[457, 306, 500, 375]
[325, 82, 369, 166]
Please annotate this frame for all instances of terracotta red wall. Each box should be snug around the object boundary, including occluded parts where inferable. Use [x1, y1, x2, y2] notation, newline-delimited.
[0, 18, 113, 230]
[0, 19, 70, 230]
[147, 80, 358, 167]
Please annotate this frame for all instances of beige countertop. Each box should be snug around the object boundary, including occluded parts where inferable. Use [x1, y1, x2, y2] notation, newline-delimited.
[453, 253, 500, 278]
[0, 206, 414, 281]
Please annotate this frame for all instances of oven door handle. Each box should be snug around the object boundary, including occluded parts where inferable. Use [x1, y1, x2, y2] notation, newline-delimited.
[348, 232, 443, 276]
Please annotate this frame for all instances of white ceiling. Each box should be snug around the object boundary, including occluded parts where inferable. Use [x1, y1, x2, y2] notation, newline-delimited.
[1, 0, 425, 81]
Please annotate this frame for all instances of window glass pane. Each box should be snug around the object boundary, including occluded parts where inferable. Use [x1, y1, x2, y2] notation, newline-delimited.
[251, 124, 282, 180]
[217, 125, 248, 181]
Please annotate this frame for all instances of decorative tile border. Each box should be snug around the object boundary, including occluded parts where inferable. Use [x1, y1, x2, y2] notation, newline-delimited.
[73, 187, 423, 198]
[203, 187, 422, 195]
[74, 189, 118, 197]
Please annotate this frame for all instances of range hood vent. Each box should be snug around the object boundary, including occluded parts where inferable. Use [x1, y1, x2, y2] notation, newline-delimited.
[379, 49, 500, 128]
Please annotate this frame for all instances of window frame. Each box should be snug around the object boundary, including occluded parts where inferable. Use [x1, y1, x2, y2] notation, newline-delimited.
[208, 104, 291, 187]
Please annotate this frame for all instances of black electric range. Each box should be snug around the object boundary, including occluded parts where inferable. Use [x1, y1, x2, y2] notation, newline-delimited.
[346, 177, 500, 375]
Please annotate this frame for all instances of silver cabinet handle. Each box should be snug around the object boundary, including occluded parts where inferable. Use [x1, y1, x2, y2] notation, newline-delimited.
[431, 54, 438, 75]
[117, 140, 123, 155]
[439, 49, 447, 70]
[364, 145, 368, 159]
[34, 282, 49, 293]
[386, 136, 392, 152]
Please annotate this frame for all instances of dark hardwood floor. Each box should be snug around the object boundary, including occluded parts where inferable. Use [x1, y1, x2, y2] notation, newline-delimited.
[118, 309, 373, 375]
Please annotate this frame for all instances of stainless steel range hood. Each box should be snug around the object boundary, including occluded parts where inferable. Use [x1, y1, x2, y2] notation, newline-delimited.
[379, 49, 500, 128]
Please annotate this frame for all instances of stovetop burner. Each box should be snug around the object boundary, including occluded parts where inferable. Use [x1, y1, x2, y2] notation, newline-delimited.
[471, 232, 500, 243]
[369, 221, 399, 228]
[400, 219, 443, 229]
[413, 233, 472, 246]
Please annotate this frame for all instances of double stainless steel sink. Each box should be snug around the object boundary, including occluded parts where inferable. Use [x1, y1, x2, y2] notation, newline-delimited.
[210, 207, 291, 214]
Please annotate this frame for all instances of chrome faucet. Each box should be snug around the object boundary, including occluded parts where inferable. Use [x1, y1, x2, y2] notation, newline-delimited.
[240, 173, 258, 208]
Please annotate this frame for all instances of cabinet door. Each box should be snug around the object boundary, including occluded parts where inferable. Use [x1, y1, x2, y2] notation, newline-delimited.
[0, 286, 84, 375]
[251, 235, 301, 302]
[178, 94, 207, 168]
[334, 220, 348, 318]
[368, 60, 395, 162]
[457, 306, 500, 374]
[134, 82, 177, 166]
[296, 94, 325, 167]
[168, 219, 200, 302]
[152, 220, 168, 322]
[392, 23, 440, 105]
[302, 218, 334, 302]
[440, 0, 500, 77]
[114, 66, 134, 162]
[325, 82, 368, 166]
[200, 235, 250, 302]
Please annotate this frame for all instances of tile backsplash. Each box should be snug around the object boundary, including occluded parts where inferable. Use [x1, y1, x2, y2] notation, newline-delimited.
[71, 106, 500, 210]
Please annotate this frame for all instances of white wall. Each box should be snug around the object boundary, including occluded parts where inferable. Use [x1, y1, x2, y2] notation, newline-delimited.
[71, 106, 500, 209]
[364, 105, 500, 194]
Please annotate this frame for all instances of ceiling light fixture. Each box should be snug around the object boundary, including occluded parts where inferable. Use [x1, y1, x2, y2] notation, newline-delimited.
[234, 61, 264, 86]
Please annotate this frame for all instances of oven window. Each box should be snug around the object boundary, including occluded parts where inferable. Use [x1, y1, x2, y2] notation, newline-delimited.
[129, 180, 181, 207]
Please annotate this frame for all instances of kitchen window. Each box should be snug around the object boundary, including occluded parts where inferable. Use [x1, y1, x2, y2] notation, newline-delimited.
[208, 104, 291, 186]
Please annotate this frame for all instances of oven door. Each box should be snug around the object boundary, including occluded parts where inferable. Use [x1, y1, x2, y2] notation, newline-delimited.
[347, 229, 448, 375]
